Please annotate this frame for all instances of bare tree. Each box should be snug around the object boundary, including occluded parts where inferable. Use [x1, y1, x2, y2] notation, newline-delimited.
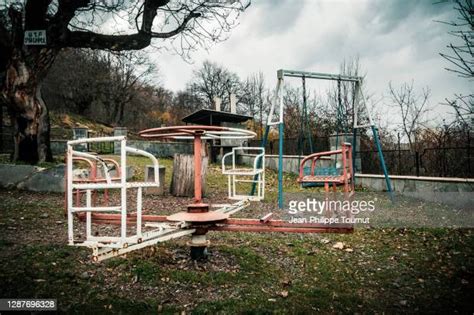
[388, 81, 431, 152]
[240, 72, 267, 137]
[188, 60, 242, 112]
[325, 57, 366, 133]
[0, 0, 248, 163]
[43, 49, 155, 126]
[106, 51, 156, 125]
[438, 0, 473, 78]
[442, 93, 473, 128]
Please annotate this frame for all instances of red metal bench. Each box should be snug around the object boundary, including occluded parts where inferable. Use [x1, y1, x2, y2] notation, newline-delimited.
[298, 142, 354, 193]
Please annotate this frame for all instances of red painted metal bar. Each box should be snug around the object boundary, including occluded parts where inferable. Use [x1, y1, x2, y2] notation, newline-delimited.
[139, 125, 227, 139]
[76, 213, 169, 224]
[223, 218, 352, 229]
[209, 225, 353, 233]
[342, 143, 348, 192]
[194, 133, 202, 204]
[76, 213, 352, 233]
[297, 143, 353, 194]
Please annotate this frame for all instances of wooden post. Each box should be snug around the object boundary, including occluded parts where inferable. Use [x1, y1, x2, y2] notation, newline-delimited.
[170, 154, 208, 197]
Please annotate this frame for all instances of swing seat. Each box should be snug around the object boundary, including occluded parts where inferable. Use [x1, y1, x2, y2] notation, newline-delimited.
[301, 166, 339, 187]
[298, 143, 354, 193]
[222, 147, 265, 201]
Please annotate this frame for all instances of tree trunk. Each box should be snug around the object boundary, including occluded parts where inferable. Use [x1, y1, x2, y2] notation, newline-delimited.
[2, 49, 56, 164]
[170, 154, 208, 197]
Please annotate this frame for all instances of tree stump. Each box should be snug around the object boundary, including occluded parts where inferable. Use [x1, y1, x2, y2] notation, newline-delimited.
[170, 154, 208, 197]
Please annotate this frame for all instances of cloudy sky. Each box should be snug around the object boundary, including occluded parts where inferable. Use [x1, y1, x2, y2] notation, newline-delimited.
[151, 0, 471, 127]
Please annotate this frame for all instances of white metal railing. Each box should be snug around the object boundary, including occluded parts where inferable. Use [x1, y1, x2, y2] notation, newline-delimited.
[222, 147, 265, 201]
[66, 136, 162, 256]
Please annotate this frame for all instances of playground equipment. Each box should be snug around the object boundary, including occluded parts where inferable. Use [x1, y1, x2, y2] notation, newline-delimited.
[298, 142, 354, 194]
[222, 147, 265, 201]
[255, 69, 394, 208]
[66, 126, 352, 262]
[70, 156, 121, 206]
[66, 136, 184, 261]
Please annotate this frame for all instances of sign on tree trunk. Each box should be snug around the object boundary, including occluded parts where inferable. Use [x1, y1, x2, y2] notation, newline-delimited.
[170, 154, 208, 197]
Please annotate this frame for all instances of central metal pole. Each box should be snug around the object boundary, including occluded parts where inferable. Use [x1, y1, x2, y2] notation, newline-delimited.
[194, 133, 202, 204]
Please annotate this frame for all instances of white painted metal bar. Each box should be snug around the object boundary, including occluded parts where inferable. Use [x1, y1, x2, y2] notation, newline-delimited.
[70, 206, 121, 212]
[234, 179, 262, 183]
[72, 151, 112, 184]
[267, 78, 283, 125]
[72, 182, 160, 190]
[66, 135, 204, 261]
[93, 229, 196, 262]
[86, 190, 92, 238]
[144, 221, 188, 229]
[67, 145, 74, 245]
[222, 147, 265, 201]
[278, 69, 361, 82]
[120, 138, 127, 244]
[137, 187, 142, 239]
[126, 146, 160, 186]
[75, 241, 124, 249]
[228, 175, 232, 199]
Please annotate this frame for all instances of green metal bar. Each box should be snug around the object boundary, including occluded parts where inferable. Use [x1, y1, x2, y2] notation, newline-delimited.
[352, 127, 357, 185]
[298, 76, 306, 166]
[302, 76, 313, 153]
[371, 125, 394, 201]
[278, 122, 284, 209]
[334, 79, 342, 167]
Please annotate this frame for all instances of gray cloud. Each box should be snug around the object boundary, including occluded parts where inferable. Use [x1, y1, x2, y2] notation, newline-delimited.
[153, 0, 471, 127]
[251, 0, 305, 36]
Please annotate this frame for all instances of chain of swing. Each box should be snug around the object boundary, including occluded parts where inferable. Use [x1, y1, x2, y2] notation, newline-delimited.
[296, 76, 349, 158]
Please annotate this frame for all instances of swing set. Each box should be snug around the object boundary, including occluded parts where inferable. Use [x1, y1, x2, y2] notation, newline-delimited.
[253, 69, 394, 208]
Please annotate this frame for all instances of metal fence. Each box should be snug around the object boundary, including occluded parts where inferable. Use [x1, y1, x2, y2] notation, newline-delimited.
[249, 137, 473, 178]
[86, 132, 114, 154]
[248, 137, 330, 156]
[344, 147, 472, 178]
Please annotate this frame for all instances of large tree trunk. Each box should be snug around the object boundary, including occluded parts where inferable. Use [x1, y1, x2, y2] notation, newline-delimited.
[2, 48, 56, 164]
[170, 154, 208, 197]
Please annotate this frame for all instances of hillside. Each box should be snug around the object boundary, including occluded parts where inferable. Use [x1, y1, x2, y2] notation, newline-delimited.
[49, 112, 115, 140]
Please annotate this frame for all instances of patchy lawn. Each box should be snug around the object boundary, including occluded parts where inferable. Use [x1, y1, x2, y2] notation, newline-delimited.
[0, 157, 473, 313]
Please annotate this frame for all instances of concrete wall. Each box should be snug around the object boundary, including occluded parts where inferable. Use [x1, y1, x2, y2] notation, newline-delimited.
[127, 140, 192, 157]
[0, 163, 135, 193]
[355, 174, 473, 208]
[50, 139, 192, 158]
[51, 140, 67, 155]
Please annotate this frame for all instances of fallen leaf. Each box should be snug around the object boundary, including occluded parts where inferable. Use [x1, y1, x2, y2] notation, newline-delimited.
[332, 242, 344, 249]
